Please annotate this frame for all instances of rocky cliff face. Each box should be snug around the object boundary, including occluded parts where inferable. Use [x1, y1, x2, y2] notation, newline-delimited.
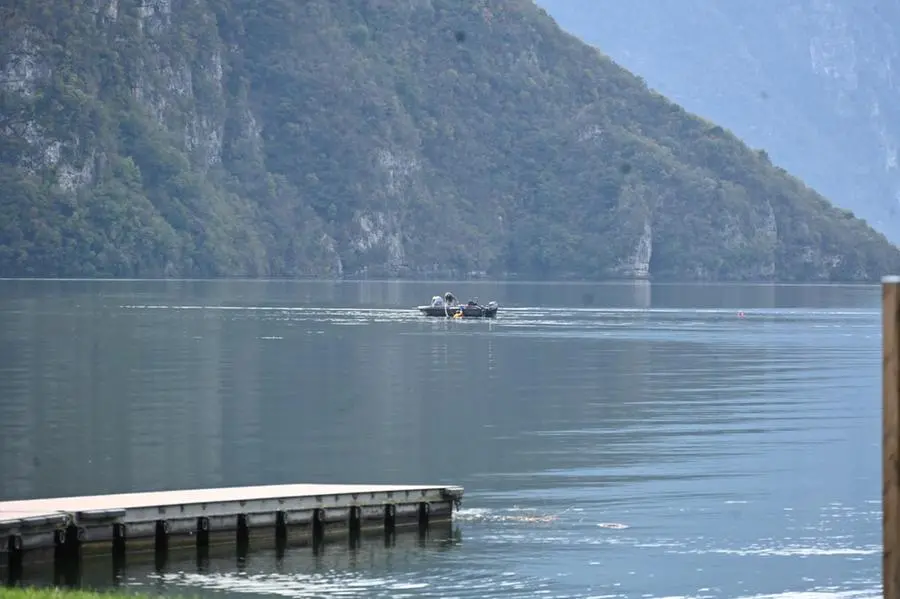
[1, 0, 898, 281]
[537, 0, 900, 244]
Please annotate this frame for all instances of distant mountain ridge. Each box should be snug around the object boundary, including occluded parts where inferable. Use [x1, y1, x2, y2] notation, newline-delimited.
[0, 0, 898, 281]
[537, 0, 900, 245]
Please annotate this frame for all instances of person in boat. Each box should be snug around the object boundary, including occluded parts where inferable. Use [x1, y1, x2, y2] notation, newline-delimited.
[431, 295, 444, 308]
[443, 292, 458, 306]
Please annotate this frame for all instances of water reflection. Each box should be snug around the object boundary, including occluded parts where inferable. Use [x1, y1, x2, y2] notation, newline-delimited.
[7, 522, 459, 595]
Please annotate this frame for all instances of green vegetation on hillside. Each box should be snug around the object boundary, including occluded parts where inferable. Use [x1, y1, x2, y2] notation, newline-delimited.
[1, 0, 897, 280]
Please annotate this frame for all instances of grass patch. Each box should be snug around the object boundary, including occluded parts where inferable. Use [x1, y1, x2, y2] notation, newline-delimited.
[0, 589, 186, 599]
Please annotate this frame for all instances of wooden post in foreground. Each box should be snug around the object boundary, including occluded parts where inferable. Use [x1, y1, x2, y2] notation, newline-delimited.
[884, 275, 900, 599]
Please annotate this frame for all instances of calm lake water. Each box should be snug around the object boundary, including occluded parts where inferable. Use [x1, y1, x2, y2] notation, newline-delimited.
[0, 279, 883, 599]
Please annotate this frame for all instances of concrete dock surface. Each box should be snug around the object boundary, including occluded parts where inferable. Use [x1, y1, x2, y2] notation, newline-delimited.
[0, 483, 463, 524]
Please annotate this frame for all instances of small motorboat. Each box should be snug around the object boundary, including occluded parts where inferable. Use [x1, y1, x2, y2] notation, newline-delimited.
[417, 292, 499, 318]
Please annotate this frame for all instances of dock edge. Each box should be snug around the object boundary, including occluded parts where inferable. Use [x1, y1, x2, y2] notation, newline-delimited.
[0, 483, 464, 567]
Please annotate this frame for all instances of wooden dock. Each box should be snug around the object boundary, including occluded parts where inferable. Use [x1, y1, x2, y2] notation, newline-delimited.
[0, 483, 464, 572]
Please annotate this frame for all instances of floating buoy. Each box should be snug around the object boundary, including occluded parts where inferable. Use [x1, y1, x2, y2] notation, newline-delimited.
[738, 311, 745, 318]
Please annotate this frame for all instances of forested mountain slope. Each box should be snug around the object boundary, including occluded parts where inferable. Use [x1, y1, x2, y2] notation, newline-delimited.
[1, 0, 898, 281]
[538, 0, 900, 246]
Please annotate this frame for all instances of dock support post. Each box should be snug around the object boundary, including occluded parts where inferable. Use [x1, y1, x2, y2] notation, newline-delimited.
[236, 514, 249, 548]
[154, 520, 169, 554]
[383, 503, 397, 547]
[111, 523, 126, 579]
[418, 501, 431, 529]
[196, 516, 210, 547]
[274, 510, 287, 558]
[884, 275, 900, 599]
[275, 511, 287, 540]
[348, 506, 362, 548]
[112, 523, 127, 555]
[53, 525, 84, 587]
[312, 508, 326, 543]
[384, 503, 396, 533]
[7, 534, 23, 582]
[54, 524, 84, 559]
[348, 506, 361, 535]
